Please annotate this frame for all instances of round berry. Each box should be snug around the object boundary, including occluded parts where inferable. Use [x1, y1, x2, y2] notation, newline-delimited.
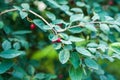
[56, 38, 61, 42]
[57, 23, 62, 27]
[109, 0, 113, 5]
[52, 38, 61, 43]
[30, 23, 36, 30]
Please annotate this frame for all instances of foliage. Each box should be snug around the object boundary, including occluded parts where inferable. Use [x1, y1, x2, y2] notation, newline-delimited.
[0, 0, 120, 80]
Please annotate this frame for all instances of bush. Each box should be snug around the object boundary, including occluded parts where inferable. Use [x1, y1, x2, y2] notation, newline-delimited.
[0, 0, 120, 80]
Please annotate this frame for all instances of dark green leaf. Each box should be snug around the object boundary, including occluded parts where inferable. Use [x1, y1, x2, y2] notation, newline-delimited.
[69, 67, 82, 80]
[70, 52, 80, 69]
[0, 49, 25, 59]
[0, 60, 13, 74]
[84, 58, 99, 70]
[0, 21, 4, 29]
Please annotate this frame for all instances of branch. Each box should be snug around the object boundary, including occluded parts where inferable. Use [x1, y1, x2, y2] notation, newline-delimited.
[0, 9, 17, 16]
[0, 8, 57, 34]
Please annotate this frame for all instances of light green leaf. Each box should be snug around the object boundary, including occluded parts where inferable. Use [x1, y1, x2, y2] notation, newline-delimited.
[70, 14, 83, 22]
[34, 73, 45, 79]
[69, 67, 82, 80]
[68, 27, 84, 33]
[84, 58, 99, 70]
[70, 52, 80, 69]
[59, 33, 69, 40]
[27, 65, 35, 76]
[100, 24, 110, 34]
[52, 43, 61, 50]
[110, 42, 120, 54]
[92, 12, 100, 21]
[0, 49, 25, 59]
[0, 21, 4, 29]
[76, 2, 86, 7]
[59, 49, 70, 64]
[71, 8, 83, 13]
[2, 40, 11, 50]
[46, 11, 56, 21]
[43, 25, 52, 30]
[0, 60, 13, 74]
[33, 19, 46, 31]
[12, 30, 32, 35]
[69, 36, 84, 42]
[85, 23, 97, 32]
[61, 40, 72, 44]
[76, 47, 92, 57]
[21, 3, 30, 10]
[19, 11, 28, 19]
[13, 42, 21, 50]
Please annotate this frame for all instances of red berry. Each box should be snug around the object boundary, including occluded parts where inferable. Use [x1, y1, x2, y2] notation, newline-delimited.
[52, 38, 61, 43]
[57, 23, 62, 27]
[56, 38, 61, 42]
[109, 0, 113, 5]
[58, 74, 63, 79]
[30, 23, 36, 30]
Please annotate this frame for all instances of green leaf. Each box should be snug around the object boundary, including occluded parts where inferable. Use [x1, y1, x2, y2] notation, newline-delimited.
[13, 42, 21, 50]
[34, 73, 46, 79]
[27, 65, 35, 76]
[100, 24, 110, 34]
[76, 47, 92, 57]
[69, 36, 84, 42]
[92, 12, 100, 21]
[61, 5, 69, 11]
[2, 40, 11, 50]
[12, 30, 32, 35]
[110, 42, 120, 54]
[13, 6, 21, 11]
[111, 25, 120, 32]
[70, 52, 80, 69]
[46, 11, 56, 21]
[70, 14, 83, 22]
[59, 33, 69, 40]
[19, 11, 28, 19]
[71, 8, 83, 13]
[84, 58, 99, 70]
[52, 43, 61, 50]
[61, 40, 72, 44]
[43, 25, 52, 30]
[69, 67, 82, 80]
[85, 23, 97, 32]
[59, 49, 70, 64]
[12, 66, 27, 79]
[0, 21, 4, 29]
[33, 19, 46, 31]
[21, 3, 30, 10]
[76, 2, 86, 7]
[0, 49, 25, 59]
[0, 60, 13, 74]
[68, 27, 84, 33]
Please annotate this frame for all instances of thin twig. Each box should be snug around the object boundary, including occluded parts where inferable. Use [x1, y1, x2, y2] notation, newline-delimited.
[0, 9, 17, 16]
[0, 8, 57, 34]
